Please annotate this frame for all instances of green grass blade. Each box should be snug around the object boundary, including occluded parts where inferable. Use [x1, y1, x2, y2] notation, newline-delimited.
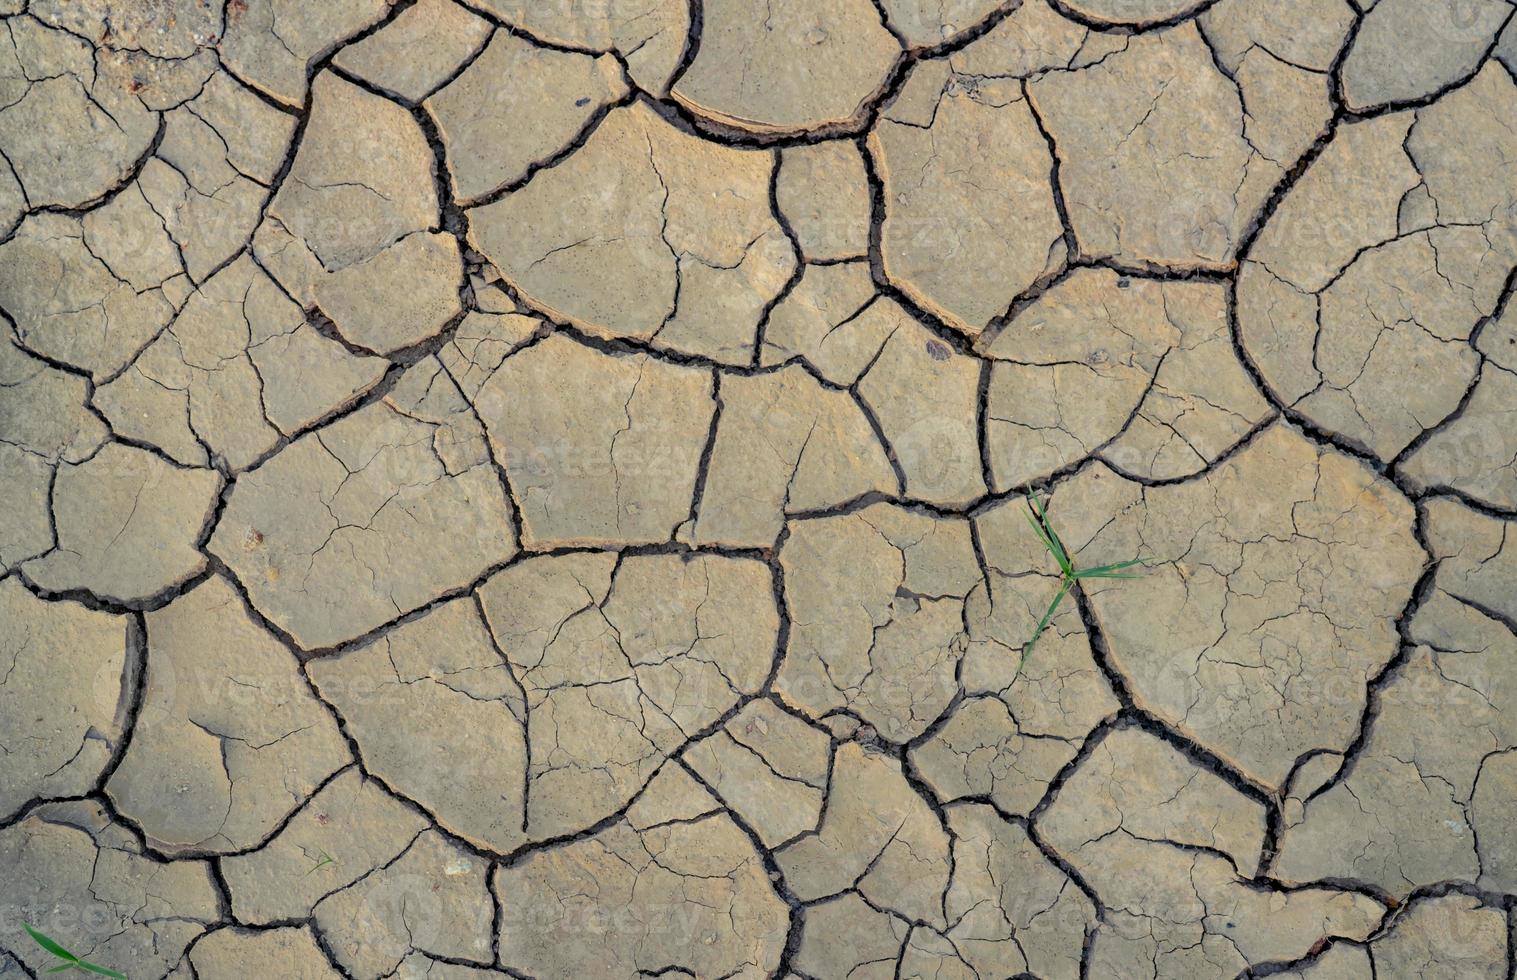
[24, 926, 78, 963]
[47, 965, 75, 973]
[79, 960, 128, 979]
[1026, 496, 1072, 575]
[1077, 558, 1145, 575]
[1022, 579, 1072, 663]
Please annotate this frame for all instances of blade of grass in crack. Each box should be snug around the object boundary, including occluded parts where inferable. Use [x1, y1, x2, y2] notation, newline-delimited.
[24, 926, 79, 965]
[1029, 495, 1072, 574]
[1075, 560, 1146, 580]
[78, 962, 128, 979]
[1023, 577, 1072, 664]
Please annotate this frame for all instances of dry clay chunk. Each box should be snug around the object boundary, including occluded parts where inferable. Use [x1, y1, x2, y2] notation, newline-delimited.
[777, 504, 983, 741]
[686, 364, 896, 548]
[221, 768, 430, 925]
[261, 73, 462, 355]
[473, 334, 714, 548]
[873, 58, 1062, 337]
[776, 742, 951, 926]
[0, 581, 129, 820]
[1339, 0, 1513, 110]
[879, 0, 1007, 46]
[0, 337, 107, 571]
[308, 597, 528, 854]
[1028, 22, 1297, 270]
[1056, 423, 1424, 792]
[333, 0, 493, 104]
[107, 577, 349, 855]
[672, 0, 901, 133]
[476, 552, 778, 839]
[469, 103, 794, 364]
[97, 256, 387, 471]
[473, 0, 687, 94]
[24, 444, 220, 604]
[145, 70, 299, 284]
[0, 801, 220, 979]
[495, 765, 788, 977]
[0, 17, 161, 209]
[314, 829, 495, 976]
[191, 928, 341, 980]
[0, 212, 183, 381]
[211, 358, 518, 650]
[981, 269, 1269, 485]
[1041, 729, 1383, 978]
[221, 0, 392, 106]
[1239, 67, 1517, 460]
[426, 31, 628, 203]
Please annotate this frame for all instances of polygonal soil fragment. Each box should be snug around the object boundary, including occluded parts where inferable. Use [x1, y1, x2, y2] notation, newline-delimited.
[1063, 423, 1425, 792]
[333, 0, 493, 104]
[313, 829, 495, 977]
[1274, 498, 1517, 899]
[759, 262, 913, 385]
[472, 0, 689, 95]
[776, 742, 951, 925]
[684, 363, 896, 548]
[1058, 0, 1211, 25]
[0, 17, 163, 209]
[426, 31, 629, 203]
[307, 598, 527, 854]
[97, 256, 387, 470]
[941, 803, 1096, 978]
[777, 503, 982, 741]
[107, 576, 349, 855]
[210, 358, 518, 650]
[1199, 0, 1356, 75]
[473, 333, 713, 548]
[1240, 67, 1517, 460]
[795, 891, 909, 979]
[477, 552, 777, 840]
[190, 927, 342, 980]
[672, 0, 901, 134]
[0, 582, 130, 820]
[1402, 362, 1517, 508]
[23, 443, 220, 604]
[220, 768, 430, 925]
[0, 212, 184, 381]
[144, 70, 299, 284]
[775, 141, 872, 262]
[469, 103, 795, 363]
[31, 0, 220, 59]
[220, 0, 392, 106]
[1369, 893, 1509, 978]
[260, 72, 459, 354]
[1339, 0, 1514, 111]
[494, 765, 789, 978]
[684, 699, 831, 847]
[857, 318, 986, 505]
[871, 58, 1063, 337]
[0, 335, 108, 571]
[981, 268, 1271, 485]
[1028, 21, 1312, 270]
[1040, 728, 1384, 978]
[0, 801, 220, 979]
[878, 0, 1007, 46]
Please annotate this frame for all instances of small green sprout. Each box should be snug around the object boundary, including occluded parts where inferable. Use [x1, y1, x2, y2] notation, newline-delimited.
[1021, 492, 1144, 667]
[21, 924, 126, 978]
[304, 849, 336, 876]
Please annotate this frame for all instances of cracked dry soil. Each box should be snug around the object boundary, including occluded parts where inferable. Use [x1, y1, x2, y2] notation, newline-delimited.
[3, 0, 1517, 977]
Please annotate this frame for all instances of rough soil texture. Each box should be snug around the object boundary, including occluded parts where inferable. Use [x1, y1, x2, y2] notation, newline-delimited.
[2, 1, 1517, 978]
